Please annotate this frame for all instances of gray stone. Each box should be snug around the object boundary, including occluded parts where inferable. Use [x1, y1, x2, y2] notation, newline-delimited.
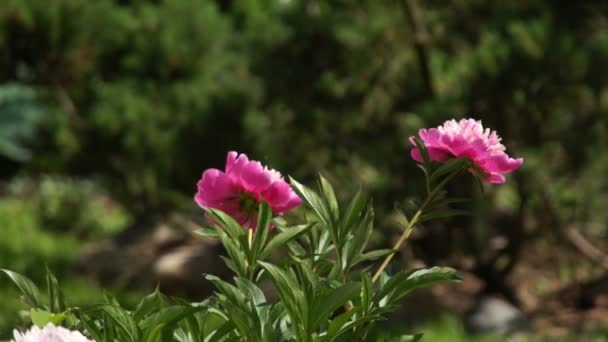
[465, 295, 529, 336]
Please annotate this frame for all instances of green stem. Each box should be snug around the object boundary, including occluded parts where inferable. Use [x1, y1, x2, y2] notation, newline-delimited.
[372, 169, 462, 283]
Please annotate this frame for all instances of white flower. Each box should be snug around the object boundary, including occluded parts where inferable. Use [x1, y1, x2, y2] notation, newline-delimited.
[12, 323, 94, 342]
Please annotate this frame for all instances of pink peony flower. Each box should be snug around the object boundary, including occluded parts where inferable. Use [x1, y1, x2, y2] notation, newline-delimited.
[12, 323, 94, 342]
[195, 151, 302, 229]
[410, 118, 523, 184]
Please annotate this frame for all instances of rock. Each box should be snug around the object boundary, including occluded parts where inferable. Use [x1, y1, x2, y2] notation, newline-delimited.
[77, 213, 230, 298]
[465, 295, 529, 336]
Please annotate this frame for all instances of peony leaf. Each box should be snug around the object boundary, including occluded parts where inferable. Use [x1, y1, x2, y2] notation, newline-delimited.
[378, 267, 462, 304]
[194, 228, 219, 238]
[252, 201, 272, 263]
[428, 157, 469, 185]
[45, 266, 65, 313]
[418, 209, 470, 223]
[318, 175, 340, 225]
[260, 223, 314, 259]
[1, 269, 44, 309]
[98, 304, 140, 342]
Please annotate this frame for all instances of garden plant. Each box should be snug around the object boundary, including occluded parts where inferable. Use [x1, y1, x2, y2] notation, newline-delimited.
[4, 118, 522, 341]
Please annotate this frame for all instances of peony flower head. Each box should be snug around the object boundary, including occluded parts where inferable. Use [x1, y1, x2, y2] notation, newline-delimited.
[12, 323, 94, 342]
[410, 118, 523, 184]
[195, 151, 302, 229]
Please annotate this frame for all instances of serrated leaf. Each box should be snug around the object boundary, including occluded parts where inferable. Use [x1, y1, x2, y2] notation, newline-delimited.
[1, 269, 44, 309]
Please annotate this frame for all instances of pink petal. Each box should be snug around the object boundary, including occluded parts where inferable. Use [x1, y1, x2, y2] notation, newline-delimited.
[411, 147, 451, 163]
[195, 169, 238, 207]
[225, 152, 250, 182]
[486, 173, 506, 184]
[240, 161, 273, 193]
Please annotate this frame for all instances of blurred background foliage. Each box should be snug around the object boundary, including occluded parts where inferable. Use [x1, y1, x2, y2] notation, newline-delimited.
[1, 0, 608, 340]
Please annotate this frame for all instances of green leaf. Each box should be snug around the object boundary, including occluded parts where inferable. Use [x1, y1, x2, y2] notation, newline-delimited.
[202, 308, 230, 339]
[360, 272, 373, 313]
[45, 267, 65, 313]
[134, 287, 166, 321]
[402, 333, 425, 342]
[75, 312, 102, 341]
[205, 208, 247, 242]
[353, 249, 396, 265]
[412, 136, 431, 167]
[426, 197, 470, 210]
[429, 157, 468, 185]
[30, 308, 52, 328]
[215, 229, 249, 278]
[319, 175, 339, 224]
[1, 269, 44, 309]
[252, 201, 272, 262]
[290, 177, 333, 228]
[234, 277, 266, 306]
[339, 189, 366, 238]
[98, 304, 140, 342]
[379, 267, 462, 304]
[257, 262, 302, 336]
[418, 209, 470, 223]
[260, 223, 314, 259]
[311, 282, 361, 330]
[345, 207, 374, 267]
[206, 275, 247, 308]
[194, 228, 219, 239]
[139, 305, 204, 342]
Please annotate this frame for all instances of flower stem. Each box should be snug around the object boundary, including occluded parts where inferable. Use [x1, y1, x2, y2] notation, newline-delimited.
[248, 228, 253, 249]
[371, 169, 462, 283]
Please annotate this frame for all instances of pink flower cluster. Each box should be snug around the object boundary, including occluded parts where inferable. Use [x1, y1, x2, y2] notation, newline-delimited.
[12, 324, 94, 342]
[410, 118, 523, 183]
[195, 151, 302, 229]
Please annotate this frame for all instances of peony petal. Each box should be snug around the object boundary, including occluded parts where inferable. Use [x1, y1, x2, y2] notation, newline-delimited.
[419, 128, 442, 147]
[195, 169, 237, 207]
[240, 161, 274, 193]
[409, 119, 523, 184]
[225, 152, 250, 181]
[486, 173, 506, 184]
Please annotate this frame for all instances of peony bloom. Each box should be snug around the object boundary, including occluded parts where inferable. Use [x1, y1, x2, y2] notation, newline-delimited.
[410, 118, 523, 184]
[12, 323, 94, 342]
[195, 151, 302, 229]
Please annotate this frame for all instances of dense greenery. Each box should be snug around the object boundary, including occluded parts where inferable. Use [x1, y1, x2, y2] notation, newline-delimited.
[1, 0, 608, 339]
